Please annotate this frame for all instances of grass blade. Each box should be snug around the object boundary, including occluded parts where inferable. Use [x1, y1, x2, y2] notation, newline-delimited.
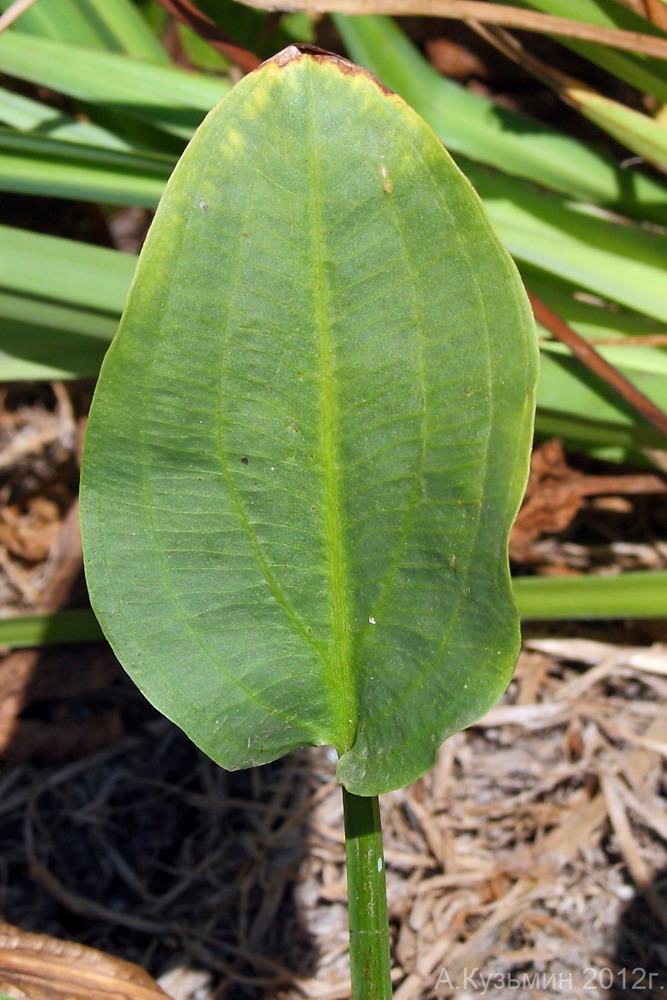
[0, 224, 134, 312]
[0, 0, 169, 62]
[565, 85, 667, 173]
[463, 158, 667, 324]
[0, 129, 172, 205]
[3, 571, 666, 652]
[0, 85, 153, 151]
[0, 32, 229, 139]
[0, 609, 104, 648]
[2, 226, 665, 468]
[0, 289, 118, 380]
[514, 570, 667, 619]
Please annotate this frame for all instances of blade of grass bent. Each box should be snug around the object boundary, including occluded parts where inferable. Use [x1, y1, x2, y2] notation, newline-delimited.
[463, 159, 667, 325]
[472, 22, 667, 175]
[565, 87, 667, 174]
[0, 85, 174, 152]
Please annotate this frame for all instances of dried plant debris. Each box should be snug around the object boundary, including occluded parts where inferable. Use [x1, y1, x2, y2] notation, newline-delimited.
[510, 439, 667, 570]
[0, 921, 169, 1000]
[0, 640, 666, 999]
[0, 694, 319, 1000]
[295, 643, 667, 1000]
[0, 384, 80, 615]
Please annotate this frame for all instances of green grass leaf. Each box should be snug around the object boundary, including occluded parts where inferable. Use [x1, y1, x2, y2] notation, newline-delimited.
[0, 32, 229, 140]
[0, 226, 133, 380]
[536, 352, 667, 460]
[0, 224, 134, 312]
[0, 290, 117, 380]
[562, 86, 667, 173]
[0, 128, 172, 206]
[0, 609, 104, 648]
[80, 48, 537, 795]
[464, 160, 667, 324]
[0, 0, 169, 62]
[0, 223, 662, 469]
[515, 570, 667, 619]
[0, 86, 132, 149]
[4, 571, 667, 651]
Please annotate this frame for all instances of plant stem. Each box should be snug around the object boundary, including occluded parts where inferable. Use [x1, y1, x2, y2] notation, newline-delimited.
[342, 788, 392, 1000]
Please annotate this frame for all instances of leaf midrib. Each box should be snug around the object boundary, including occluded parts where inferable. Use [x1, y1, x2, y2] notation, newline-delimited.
[307, 67, 357, 754]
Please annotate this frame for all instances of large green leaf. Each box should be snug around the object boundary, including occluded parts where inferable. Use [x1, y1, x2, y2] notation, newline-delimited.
[82, 48, 537, 794]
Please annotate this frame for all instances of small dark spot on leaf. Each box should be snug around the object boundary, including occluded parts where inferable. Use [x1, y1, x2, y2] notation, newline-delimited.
[241, 456, 249, 465]
[242, 231, 250, 237]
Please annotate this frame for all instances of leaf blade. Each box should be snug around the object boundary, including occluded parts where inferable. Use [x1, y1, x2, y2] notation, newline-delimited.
[81, 51, 537, 794]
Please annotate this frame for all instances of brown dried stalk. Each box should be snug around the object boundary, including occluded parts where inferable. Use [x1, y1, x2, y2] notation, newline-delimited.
[239, 0, 667, 61]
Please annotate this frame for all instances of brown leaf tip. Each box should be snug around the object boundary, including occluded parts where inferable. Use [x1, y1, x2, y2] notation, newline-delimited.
[263, 43, 394, 96]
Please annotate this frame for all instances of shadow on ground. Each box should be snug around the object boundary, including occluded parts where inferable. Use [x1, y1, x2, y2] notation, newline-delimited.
[0, 652, 318, 1000]
[608, 867, 667, 1000]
